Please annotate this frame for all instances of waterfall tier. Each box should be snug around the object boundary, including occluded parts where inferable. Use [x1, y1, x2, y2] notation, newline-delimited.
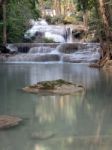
[1, 43, 100, 63]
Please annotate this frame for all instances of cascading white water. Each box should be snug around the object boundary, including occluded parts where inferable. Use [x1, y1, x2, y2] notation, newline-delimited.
[24, 19, 68, 43]
[29, 46, 55, 54]
[3, 42, 100, 63]
[1, 19, 101, 63]
[61, 43, 100, 63]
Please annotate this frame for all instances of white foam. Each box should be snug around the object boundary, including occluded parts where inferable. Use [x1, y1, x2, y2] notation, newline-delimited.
[45, 32, 65, 43]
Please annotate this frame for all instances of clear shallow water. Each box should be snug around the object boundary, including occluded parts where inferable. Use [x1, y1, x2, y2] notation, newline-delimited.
[0, 63, 112, 150]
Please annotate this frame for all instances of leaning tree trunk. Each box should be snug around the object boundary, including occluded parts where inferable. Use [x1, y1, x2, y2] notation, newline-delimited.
[98, 0, 111, 58]
[90, 0, 112, 68]
[3, 0, 7, 45]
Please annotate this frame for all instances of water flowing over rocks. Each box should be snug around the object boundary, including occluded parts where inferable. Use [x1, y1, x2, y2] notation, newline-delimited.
[0, 43, 100, 63]
[29, 46, 55, 54]
[24, 19, 68, 43]
[6, 44, 18, 53]
[7, 54, 60, 62]
[57, 43, 78, 53]
[22, 79, 84, 95]
[0, 19, 101, 63]
[0, 115, 22, 129]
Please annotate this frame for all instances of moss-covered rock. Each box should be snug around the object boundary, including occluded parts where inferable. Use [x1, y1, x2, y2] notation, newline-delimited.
[22, 79, 84, 95]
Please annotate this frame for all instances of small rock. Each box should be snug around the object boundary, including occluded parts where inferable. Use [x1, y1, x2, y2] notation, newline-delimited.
[0, 115, 22, 129]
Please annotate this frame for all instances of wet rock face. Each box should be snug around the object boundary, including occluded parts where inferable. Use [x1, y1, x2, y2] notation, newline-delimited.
[22, 79, 84, 95]
[63, 55, 83, 63]
[34, 54, 60, 62]
[0, 115, 22, 129]
[72, 29, 85, 39]
[0, 45, 10, 53]
[18, 46, 30, 53]
[57, 43, 78, 54]
[0, 43, 100, 63]
[7, 54, 60, 62]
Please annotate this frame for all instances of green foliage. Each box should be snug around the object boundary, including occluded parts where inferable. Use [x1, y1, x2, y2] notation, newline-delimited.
[75, 0, 95, 11]
[45, 15, 52, 24]
[1, 0, 40, 43]
[43, 37, 55, 43]
[44, 0, 52, 9]
[63, 16, 75, 24]
[7, 0, 41, 43]
[31, 79, 72, 90]
[45, 15, 64, 24]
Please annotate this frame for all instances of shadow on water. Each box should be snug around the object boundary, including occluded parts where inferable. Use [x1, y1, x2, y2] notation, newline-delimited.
[0, 63, 112, 150]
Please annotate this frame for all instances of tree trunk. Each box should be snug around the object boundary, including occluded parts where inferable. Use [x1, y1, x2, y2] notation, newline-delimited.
[38, 0, 45, 17]
[3, 0, 7, 45]
[90, 0, 112, 68]
[0, 0, 5, 6]
[58, 0, 61, 15]
[83, 10, 88, 30]
[98, 0, 111, 58]
[54, 0, 60, 16]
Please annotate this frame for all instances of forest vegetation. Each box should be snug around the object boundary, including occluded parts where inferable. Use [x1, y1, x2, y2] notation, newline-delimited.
[0, 0, 112, 66]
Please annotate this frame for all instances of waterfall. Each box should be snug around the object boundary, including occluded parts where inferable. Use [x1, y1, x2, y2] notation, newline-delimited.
[0, 19, 101, 63]
[1, 43, 100, 63]
[24, 19, 71, 43]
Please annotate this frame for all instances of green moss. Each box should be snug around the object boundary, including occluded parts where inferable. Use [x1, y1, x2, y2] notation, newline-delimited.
[43, 37, 55, 43]
[33, 79, 73, 90]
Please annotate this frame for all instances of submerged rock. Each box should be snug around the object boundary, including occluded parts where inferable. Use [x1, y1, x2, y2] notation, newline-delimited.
[22, 79, 84, 95]
[31, 132, 55, 140]
[0, 115, 22, 129]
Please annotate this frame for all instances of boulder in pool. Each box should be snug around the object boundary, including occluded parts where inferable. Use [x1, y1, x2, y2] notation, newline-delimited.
[0, 115, 22, 129]
[22, 79, 84, 95]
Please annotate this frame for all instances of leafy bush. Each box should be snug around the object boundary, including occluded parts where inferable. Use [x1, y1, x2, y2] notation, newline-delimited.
[45, 15, 52, 24]
[43, 37, 55, 43]
[63, 16, 75, 24]
[6, 0, 40, 43]
[45, 15, 64, 24]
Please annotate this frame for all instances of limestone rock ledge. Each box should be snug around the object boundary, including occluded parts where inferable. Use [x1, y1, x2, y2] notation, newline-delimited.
[22, 79, 84, 95]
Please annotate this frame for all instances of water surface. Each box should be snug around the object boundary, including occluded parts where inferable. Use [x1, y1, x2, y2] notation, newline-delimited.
[0, 63, 112, 150]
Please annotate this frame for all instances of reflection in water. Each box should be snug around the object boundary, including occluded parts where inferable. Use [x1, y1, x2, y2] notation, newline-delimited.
[0, 63, 112, 150]
[35, 94, 84, 126]
[35, 144, 47, 150]
[28, 63, 100, 89]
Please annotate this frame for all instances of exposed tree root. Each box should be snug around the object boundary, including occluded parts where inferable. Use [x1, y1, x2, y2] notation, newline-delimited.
[89, 56, 109, 68]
